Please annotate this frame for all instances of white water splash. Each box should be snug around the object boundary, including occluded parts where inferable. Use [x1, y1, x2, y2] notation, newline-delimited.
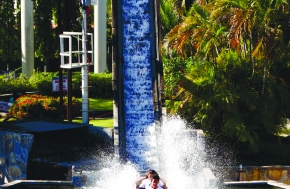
[81, 158, 139, 189]
[78, 116, 233, 189]
[157, 117, 207, 188]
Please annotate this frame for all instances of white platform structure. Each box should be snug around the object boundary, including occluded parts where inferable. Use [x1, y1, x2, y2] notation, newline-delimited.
[59, 32, 94, 69]
[59, 4, 94, 124]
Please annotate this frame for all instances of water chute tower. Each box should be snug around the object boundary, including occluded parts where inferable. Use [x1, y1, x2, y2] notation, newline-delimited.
[112, 0, 165, 171]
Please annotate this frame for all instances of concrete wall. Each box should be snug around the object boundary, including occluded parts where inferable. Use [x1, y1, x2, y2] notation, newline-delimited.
[224, 166, 290, 184]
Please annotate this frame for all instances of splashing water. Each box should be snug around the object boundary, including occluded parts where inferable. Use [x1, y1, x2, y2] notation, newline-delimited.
[81, 157, 139, 189]
[157, 117, 207, 189]
[79, 116, 235, 189]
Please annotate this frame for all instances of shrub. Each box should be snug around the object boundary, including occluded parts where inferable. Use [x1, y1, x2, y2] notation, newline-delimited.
[0, 71, 113, 99]
[28, 71, 112, 99]
[0, 73, 35, 94]
[89, 73, 112, 98]
[8, 94, 81, 119]
[29, 71, 60, 97]
[62, 96, 82, 118]
[162, 55, 193, 99]
[8, 94, 44, 119]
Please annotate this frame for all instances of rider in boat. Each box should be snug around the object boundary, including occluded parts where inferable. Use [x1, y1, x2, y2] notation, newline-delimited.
[136, 170, 167, 189]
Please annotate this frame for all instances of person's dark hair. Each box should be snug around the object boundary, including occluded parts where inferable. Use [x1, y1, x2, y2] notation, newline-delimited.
[148, 169, 157, 175]
[152, 174, 160, 181]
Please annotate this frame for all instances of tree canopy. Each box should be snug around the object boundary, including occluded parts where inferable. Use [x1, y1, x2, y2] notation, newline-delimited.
[162, 0, 290, 154]
[0, 0, 96, 72]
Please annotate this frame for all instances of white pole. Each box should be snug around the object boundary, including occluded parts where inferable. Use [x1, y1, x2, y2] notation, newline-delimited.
[94, 0, 107, 73]
[82, 6, 89, 124]
[21, 0, 34, 77]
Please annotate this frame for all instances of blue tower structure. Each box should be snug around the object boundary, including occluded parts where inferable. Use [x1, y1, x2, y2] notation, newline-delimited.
[112, 0, 165, 171]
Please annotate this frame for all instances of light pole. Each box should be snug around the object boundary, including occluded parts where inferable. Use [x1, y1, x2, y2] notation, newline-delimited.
[81, 1, 89, 124]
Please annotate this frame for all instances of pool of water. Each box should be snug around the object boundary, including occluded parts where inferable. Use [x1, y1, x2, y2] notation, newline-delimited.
[223, 184, 282, 189]
[225, 187, 280, 189]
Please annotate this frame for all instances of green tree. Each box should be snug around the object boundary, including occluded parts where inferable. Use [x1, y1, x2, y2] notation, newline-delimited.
[163, 0, 290, 153]
[34, 0, 92, 71]
[34, 0, 56, 71]
[0, 0, 21, 69]
[212, 0, 290, 94]
[160, 0, 179, 36]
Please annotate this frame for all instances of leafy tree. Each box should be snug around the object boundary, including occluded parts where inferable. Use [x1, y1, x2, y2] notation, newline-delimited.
[212, 0, 290, 94]
[160, 0, 179, 36]
[163, 0, 290, 153]
[0, 0, 21, 69]
[0, 0, 98, 72]
[162, 53, 192, 99]
[34, 0, 56, 71]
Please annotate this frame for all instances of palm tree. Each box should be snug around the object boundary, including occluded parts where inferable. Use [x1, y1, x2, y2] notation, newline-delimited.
[163, 3, 211, 57]
[160, 0, 179, 36]
[213, 0, 289, 94]
[163, 0, 290, 152]
[163, 2, 228, 78]
[169, 0, 196, 18]
[211, 0, 257, 76]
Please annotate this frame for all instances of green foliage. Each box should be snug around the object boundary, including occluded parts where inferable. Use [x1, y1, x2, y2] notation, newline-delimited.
[8, 94, 81, 119]
[0, 73, 35, 94]
[1, 71, 112, 99]
[162, 54, 193, 98]
[29, 71, 47, 90]
[64, 72, 112, 99]
[160, 0, 179, 36]
[34, 0, 56, 68]
[167, 48, 290, 153]
[89, 73, 113, 99]
[162, 0, 290, 155]
[236, 136, 290, 165]
[0, 0, 21, 62]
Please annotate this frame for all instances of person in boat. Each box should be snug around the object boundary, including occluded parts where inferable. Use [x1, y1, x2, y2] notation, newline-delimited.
[147, 174, 163, 189]
[136, 170, 167, 189]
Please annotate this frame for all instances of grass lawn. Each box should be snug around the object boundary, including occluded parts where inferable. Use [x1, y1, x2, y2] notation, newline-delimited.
[73, 98, 113, 128]
[0, 117, 114, 128]
[72, 118, 113, 128]
[0, 98, 114, 128]
[87, 98, 113, 111]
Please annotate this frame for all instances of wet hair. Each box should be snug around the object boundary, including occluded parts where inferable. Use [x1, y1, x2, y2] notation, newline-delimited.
[147, 170, 157, 175]
[152, 174, 160, 181]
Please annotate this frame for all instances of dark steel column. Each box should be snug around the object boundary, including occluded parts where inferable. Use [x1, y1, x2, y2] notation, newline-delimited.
[154, 0, 166, 121]
[116, 0, 126, 162]
[149, 0, 159, 123]
[112, 0, 126, 161]
[112, 0, 118, 155]
[57, 0, 64, 121]
[67, 0, 72, 122]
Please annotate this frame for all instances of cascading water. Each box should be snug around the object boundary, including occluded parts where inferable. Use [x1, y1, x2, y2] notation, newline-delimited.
[120, 0, 159, 171]
[79, 116, 236, 189]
